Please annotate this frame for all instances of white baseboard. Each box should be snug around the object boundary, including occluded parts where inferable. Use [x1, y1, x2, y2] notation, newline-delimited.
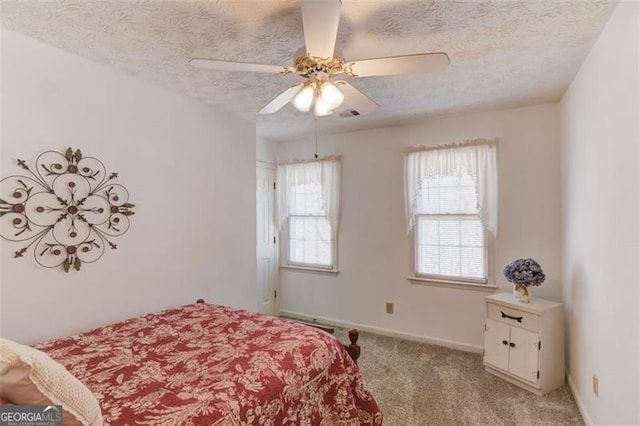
[567, 372, 592, 425]
[279, 309, 483, 354]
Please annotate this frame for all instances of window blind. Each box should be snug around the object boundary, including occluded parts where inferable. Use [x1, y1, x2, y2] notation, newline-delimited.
[289, 216, 332, 266]
[413, 159, 489, 281]
[416, 215, 486, 279]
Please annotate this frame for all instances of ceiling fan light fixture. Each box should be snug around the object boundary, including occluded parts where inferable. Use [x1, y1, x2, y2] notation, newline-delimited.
[319, 81, 344, 110]
[291, 83, 315, 112]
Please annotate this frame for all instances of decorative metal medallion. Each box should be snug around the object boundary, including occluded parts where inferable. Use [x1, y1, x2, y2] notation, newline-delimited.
[0, 148, 135, 272]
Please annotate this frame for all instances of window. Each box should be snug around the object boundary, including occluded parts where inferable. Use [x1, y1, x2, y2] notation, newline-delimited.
[276, 158, 340, 271]
[415, 174, 486, 281]
[287, 180, 332, 267]
[405, 140, 497, 285]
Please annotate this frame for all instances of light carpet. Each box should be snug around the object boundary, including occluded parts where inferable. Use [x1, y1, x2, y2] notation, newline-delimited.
[336, 330, 583, 426]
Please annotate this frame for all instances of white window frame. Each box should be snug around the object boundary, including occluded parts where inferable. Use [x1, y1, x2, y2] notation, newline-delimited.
[276, 158, 340, 275]
[281, 214, 338, 274]
[404, 140, 498, 291]
[409, 213, 495, 290]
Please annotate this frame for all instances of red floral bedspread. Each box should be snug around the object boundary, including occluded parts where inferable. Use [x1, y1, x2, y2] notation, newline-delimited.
[34, 303, 382, 425]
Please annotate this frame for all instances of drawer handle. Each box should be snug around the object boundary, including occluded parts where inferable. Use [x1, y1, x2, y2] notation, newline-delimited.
[502, 340, 508, 346]
[500, 311, 523, 323]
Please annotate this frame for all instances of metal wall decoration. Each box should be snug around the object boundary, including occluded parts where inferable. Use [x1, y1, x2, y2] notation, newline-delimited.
[0, 148, 135, 272]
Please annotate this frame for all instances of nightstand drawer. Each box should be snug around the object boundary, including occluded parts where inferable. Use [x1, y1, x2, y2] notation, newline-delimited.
[487, 302, 539, 332]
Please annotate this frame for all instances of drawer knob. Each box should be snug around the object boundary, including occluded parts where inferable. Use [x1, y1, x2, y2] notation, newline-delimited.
[500, 310, 523, 323]
[509, 342, 516, 348]
[502, 340, 508, 346]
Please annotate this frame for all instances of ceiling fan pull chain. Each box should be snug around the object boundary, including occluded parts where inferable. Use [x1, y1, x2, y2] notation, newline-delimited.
[314, 117, 319, 159]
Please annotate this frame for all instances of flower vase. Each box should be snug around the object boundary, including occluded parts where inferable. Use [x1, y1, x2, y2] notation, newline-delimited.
[513, 284, 530, 303]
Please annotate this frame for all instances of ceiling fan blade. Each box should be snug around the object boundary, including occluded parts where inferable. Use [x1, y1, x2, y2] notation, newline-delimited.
[334, 81, 378, 115]
[345, 52, 450, 77]
[258, 84, 304, 114]
[301, 0, 342, 60]
[189, 58, 292, 74]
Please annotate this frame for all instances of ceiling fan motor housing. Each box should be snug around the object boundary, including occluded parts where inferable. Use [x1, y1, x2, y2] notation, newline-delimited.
[294, 52, 345, 78]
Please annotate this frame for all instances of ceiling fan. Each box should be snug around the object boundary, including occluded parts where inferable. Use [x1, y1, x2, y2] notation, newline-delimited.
[189, 0, 450, 117]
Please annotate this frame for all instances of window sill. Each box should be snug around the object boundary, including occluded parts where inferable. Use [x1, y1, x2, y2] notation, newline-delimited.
[407, 276, 498, 292]
[281, 265, 339, 276]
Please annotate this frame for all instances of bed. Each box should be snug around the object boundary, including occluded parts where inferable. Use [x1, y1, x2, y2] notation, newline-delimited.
[1, 301, 382, 425]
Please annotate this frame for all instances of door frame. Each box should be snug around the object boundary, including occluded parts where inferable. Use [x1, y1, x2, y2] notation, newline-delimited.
[256, 161, 279, 315]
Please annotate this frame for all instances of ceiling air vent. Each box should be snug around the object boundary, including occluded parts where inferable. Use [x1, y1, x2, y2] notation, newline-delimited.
[339, 109, 360, 118]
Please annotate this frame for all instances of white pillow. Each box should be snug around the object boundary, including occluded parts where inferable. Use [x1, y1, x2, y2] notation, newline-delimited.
[0, 338, 103, 426]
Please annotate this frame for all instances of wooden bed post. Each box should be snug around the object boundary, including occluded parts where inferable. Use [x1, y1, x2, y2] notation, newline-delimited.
[345, 329, 361, 364]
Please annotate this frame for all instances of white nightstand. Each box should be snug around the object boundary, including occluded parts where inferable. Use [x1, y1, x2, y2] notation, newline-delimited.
[483, 292, 564, 395]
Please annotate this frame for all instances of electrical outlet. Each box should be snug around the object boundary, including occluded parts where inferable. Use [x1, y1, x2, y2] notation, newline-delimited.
[592, 374, 599, 397]
[385, 302, 394, 314]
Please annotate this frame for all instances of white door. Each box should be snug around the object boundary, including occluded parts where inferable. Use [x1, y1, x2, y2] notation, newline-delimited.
[484, 319, 510, 371]
[256, 164, 277, 316]
[508, 326, 540, 383]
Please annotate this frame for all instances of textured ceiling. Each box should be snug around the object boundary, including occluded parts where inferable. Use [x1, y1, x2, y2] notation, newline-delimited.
[1, 0, 617, 142]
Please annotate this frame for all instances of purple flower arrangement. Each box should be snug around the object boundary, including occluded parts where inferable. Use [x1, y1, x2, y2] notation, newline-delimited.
[503, 258, 546, 287]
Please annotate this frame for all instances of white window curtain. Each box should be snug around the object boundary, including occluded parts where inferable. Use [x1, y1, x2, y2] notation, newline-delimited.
[404, 139, 498, 236]
[276, 157, 341, 234]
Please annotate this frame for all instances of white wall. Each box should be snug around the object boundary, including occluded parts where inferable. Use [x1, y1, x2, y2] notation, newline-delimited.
[275, 103, 562, 350]
[256, 134, 277, 164]
[0, 30, 258, 344]
[560, 2, 639, 424]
